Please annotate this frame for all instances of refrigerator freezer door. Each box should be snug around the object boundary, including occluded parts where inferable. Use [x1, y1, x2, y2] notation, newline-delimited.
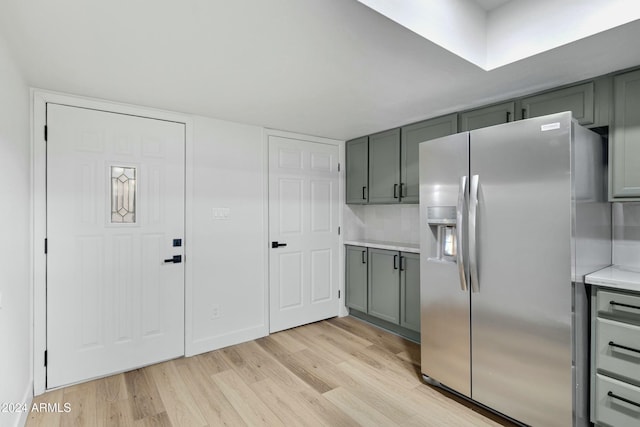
[419, 132, 471, 397]
[469, 113, 574, 427]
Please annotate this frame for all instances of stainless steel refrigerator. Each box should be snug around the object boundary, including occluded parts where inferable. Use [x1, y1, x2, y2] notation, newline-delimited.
[419, 112, 611, 426]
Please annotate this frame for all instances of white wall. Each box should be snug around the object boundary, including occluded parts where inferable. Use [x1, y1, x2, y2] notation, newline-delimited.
[613, 202, 640, 268]
[344, 205, 420, 244]
[0, 36, 32, 427]
[187, 116, 268, 355]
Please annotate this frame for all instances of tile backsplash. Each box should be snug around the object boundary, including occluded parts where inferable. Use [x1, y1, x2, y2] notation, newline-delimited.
[344, 204, 420, 244]
[344, 202, 639, 266]
[613, 202, 640, 269]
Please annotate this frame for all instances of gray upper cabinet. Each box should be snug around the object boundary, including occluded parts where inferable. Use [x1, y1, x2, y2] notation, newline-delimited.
[593, 76, 612, 128]
[459, 102, 515, 131]
[401, 114, 458, 204]
[400, 252, 420, 332]
[368, 128, 400, 204]
[345, 245, 368, 312]
[611, 69, 640, 199]
[519, 81, 595, 125]
[368, 248, 400, 324]
[344, 69, 636, 202]
[346, 136, 368, 204]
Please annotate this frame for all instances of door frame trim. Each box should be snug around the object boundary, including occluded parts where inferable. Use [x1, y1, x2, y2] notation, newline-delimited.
[263, 128, 347, 333]
[31, 89, 194, 395]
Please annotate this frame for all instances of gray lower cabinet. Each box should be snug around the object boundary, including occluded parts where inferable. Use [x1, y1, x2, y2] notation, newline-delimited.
[611, 69, 640, 199]
[401, 114, 458, 203]
[368, 248, 400, 323]
[459, 102, 514, 131]
[345, 245, 420, 339]
[399, 253, 420, 332]
[346, 136, 369, 204]
[591, 288, 640, 426]
[368, 129, 400, 204]
[345, 245, 368, 312]
[518, 81, 595, 125]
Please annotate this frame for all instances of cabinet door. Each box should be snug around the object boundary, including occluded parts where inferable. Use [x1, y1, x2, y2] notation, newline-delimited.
[345, 246, 368, 312]
[519, 81, 595, 125]
[346, 137, 369, 204]
[459, 102, 515, 131]
[612, 69, 640, 198]
[401, 114, 458, 204]
[369, 128, 400, 204]
[368, 248, 400, 324]
[400, 252, 420, 332]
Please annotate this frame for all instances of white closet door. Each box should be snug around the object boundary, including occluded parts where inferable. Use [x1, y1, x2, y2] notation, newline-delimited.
[268, 136, 340, 332]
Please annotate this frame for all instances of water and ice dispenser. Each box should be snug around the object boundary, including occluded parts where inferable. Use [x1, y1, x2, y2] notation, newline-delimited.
[426, 206, 457, 262]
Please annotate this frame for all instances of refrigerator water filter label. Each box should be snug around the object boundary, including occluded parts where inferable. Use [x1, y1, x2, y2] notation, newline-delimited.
[541, 122, 561, 131]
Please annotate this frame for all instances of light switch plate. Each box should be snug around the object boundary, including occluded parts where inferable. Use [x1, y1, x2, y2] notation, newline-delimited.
[212, 208, 230, 220]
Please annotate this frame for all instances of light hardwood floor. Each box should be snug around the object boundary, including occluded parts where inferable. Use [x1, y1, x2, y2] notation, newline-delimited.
[27, 316, 514, 426]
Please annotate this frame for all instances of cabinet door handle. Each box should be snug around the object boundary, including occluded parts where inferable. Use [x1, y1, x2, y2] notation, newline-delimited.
[610, 301, 640, 311]
[400, 183, 406, 198]
[362, 186, 367, 200]
[609, 341, 640, 354]
[400, 256, 406, 271]
[393, 254, 398, 270]
[362, 250, 366, 264]
[506, 111, 511, 122]
[393, 184, 399, 199]
[521, 108, 527, 119]
[607, 391, 640, 408]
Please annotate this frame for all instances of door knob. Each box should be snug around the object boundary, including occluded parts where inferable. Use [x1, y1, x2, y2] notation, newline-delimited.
[271, 241, 287, 248]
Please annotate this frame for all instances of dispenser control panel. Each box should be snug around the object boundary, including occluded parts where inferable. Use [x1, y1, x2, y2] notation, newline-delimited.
[427, 206, 456, 225]
[426, 206, 457, 261]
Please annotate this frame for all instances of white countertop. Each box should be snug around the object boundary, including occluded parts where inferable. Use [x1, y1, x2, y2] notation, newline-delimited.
[585, 265, 640, 293]
[345, 239, 420, 253]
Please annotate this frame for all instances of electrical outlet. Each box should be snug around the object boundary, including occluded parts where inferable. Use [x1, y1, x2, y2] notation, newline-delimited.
[211, 304, 221, 319]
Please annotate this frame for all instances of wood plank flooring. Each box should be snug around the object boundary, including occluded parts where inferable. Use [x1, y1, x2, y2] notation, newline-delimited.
[27, 316, 515, 426]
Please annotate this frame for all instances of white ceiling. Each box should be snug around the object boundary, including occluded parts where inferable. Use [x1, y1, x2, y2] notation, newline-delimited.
[1, 0, 640, 140]
[473, 0, 511, 11]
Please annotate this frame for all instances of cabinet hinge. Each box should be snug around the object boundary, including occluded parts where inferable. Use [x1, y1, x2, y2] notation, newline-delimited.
[44, 238, 47, 254]
[44, 350, 47, 367]
[338, 290, 341, 299]
[44, 125, 48, 142]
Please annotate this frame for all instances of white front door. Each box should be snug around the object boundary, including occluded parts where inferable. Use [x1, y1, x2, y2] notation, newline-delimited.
[268, 136, 340, 333]
[46, 104, 185, 388]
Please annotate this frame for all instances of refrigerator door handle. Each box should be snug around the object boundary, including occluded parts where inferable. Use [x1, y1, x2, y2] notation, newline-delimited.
[469, 174, 480, 293]
[456, 176, 468, 291]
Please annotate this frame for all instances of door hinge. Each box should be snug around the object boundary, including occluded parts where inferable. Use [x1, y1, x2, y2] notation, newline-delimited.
[338, 163, 341, 172]
[44, 350, 47, 367]
[44, 125, 48, 142]
[338, 226, 341, 235]
[338, 290, 341, 299]
[44, 238, 47, 254]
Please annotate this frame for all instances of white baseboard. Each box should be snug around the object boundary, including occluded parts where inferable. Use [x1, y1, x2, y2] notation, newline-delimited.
[12, 380, 33, 427]
[186, 324, 268, 357]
